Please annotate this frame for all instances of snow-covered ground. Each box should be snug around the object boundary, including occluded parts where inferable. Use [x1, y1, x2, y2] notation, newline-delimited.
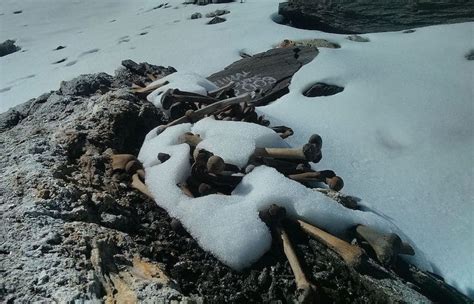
[1, 0, 473, 297]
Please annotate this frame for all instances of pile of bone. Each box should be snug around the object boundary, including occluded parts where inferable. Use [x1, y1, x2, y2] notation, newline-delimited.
[113, 82, 420, 302]
[134, 80, 344, 198]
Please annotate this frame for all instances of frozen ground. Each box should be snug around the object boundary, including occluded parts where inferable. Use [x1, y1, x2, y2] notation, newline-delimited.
[0, 0, 472, 297]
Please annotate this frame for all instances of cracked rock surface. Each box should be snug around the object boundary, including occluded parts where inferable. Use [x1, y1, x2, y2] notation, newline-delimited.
[0, 61, 470, 303]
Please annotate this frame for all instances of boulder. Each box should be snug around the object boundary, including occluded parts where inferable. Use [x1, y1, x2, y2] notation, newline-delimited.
[278, 0, 474, 33]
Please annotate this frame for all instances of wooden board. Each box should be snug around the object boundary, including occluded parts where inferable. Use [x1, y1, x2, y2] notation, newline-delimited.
[207, 46, 318, 106]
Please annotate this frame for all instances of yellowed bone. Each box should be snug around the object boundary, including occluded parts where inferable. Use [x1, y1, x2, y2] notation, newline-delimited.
[298, 219, 364, 268]
[131, 173, 153, 199]
[111, 154, 136, 171]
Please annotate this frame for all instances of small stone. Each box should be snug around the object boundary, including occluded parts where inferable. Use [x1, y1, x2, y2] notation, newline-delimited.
[37, 189, 50, 199]
[170, 218, 184, 233]
[205, 9, 229, 18]
[303, 83, 344, 97]
[465, 49, 474, 61]
[0, 39, 21, 57]
[207, 16, 226, 25]
[346, 35, 370, 42]
[402, 29, 416, 33]
[191, 12, 202, 19]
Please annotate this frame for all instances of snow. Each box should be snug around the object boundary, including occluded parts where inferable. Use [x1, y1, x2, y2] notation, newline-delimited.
[138, 119, 429, 270]
[1, 0, 473, 296]
[193, 117, 288, 167]
[146, 72, 218, 107]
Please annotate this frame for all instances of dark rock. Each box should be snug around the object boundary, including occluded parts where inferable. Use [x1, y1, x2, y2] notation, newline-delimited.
[53, 58, 67, 64]
[190, 12, 202, 19]
[303, 82, 344, 97]
[208, 46, 318, 106]
[117, 59, 176, 87]
[278, 0, 474, 34]
[54, 46, 66, 50]
[207, 16, 226, 24]
[60, 73, 113, 96]
[403, 29, 416, 33]
[346, 35, 370, 43]
[205, 9, 230, 18]
[13, 10, 22, 14]
[465, 49, 474, 60]
[0, 39, 21, 57]
[194, 0, 234, 4]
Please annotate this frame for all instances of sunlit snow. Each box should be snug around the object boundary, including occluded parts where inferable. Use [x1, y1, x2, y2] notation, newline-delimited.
[1, 0, 472, 296]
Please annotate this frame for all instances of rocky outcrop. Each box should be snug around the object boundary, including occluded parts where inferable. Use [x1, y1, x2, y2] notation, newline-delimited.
[278, 0, 474, 33]
[1, 60, 471, 303]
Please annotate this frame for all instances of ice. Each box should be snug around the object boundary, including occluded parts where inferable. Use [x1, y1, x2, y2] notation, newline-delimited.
[146, 72, 218, 107]
[139, 120, 429, 270]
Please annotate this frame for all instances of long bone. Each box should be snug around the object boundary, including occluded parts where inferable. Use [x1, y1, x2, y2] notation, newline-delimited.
[259, 205, 316, 303]
[288, 170, 344, 191]
[156, 93, 252, 134]
[131, 80, 169, 94]
[208, 81, 235, 98]
[297, 219, 365, 269]
[355, 225, 415, 267]
[258, 158, 311, 175]
[252, 144, 320, 163]
[161, 88, 218, 110]
[131, 173, 153, 199]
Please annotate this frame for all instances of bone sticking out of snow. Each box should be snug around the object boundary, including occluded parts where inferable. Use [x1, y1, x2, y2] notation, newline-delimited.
[146, 72, 218, 107]
[138, 118, 429, 270]
[192, 117, 289, 167]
